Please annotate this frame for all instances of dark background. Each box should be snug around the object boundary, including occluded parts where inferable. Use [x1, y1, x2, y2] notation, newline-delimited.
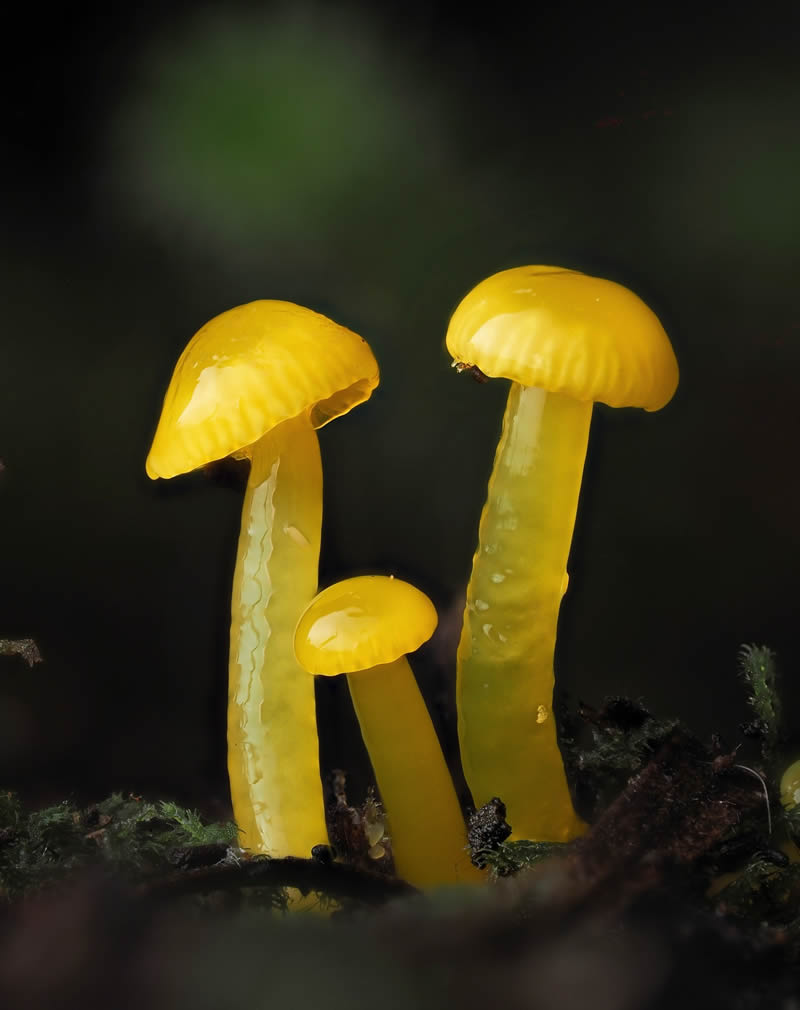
[2, 2, 799, 815]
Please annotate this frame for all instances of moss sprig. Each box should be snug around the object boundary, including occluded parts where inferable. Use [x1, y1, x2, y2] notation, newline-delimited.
[738, 643, 781, 761]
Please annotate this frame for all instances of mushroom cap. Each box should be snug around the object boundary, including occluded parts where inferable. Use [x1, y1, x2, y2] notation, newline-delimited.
[446, 266, 679, 411]
[294, 575, 438, 677]
[146, 300, 379, 479]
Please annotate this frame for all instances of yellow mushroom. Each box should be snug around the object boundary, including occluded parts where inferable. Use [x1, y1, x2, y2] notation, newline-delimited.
[294, 575, 484, 887]
[446, 266, 679, 842]
[146, 301, 378, 858]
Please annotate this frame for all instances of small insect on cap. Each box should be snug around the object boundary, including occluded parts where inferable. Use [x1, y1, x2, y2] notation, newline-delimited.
[146, 300, 379, 479]
[446, 266, 679, 411]
[294, 576, 438, 677]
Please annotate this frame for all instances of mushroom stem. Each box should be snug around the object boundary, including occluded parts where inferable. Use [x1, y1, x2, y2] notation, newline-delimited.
[457, 382, 591, 842]
[347, 657, 483, 886]
[228, 412, 328, 857]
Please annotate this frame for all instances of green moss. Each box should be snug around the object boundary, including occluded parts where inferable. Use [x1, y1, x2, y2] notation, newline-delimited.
[738, 643, 782, 760]
[477, 840, 566, 880]
[712, 855, 800, 923]
[0, 792, 239, 901]
[564, 697, 686, 818]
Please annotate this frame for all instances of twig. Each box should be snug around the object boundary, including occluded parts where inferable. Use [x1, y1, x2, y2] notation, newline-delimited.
[139, 852, 419, 906]
[0, 638, 42, 667]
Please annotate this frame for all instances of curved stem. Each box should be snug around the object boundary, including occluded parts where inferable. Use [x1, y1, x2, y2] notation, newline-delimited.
[457, 383, 591, 841]
[227, 413, 328, 857]
[347, 657, 483, 886]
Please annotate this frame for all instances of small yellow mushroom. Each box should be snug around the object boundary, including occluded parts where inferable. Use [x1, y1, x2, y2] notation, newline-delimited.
[146, 301, 378, 858]
[447, 266, 679, 842]
[294, 575, 484, 887]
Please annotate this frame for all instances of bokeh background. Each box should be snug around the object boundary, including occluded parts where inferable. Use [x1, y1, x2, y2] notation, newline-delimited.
[2, 1, 799, 815]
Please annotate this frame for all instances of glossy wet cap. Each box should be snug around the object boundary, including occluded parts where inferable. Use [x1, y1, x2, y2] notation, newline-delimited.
[446, 266, 678, 411]
[146, 300, 379, 479]
[294, 576, 438, 677]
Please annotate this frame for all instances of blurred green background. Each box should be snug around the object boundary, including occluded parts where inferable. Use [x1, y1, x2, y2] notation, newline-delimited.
[2, 1, 799, 812]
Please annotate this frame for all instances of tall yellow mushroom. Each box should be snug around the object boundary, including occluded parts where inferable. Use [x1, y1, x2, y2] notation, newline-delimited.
[447, 266, 679, 842]
[147, 301, 378, 858]
[294, 576, 483, 887]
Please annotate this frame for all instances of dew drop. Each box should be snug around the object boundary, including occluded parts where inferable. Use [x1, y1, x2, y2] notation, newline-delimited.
[490, 573, 505, 584]
[474, 599, 489, 611]
[482, 623, 493, 638]
[536, 705, 549, 724]
[284, 524, 309, 546]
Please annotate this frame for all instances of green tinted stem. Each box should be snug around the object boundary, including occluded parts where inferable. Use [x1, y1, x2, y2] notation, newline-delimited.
[227, 413, 328, 857]
[457, 383, 590, 841]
